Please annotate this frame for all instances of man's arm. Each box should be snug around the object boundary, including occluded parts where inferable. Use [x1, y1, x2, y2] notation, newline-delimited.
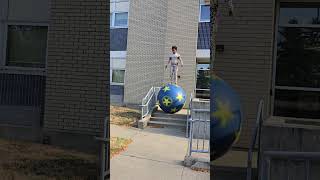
[178, 56, 183, 67]
[165, 57, 171, 69]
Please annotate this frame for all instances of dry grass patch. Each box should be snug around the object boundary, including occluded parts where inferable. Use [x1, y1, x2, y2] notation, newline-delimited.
[0, 138, 98, 180]
[110, 105, 140, 127]
[110, 137, 132, 158]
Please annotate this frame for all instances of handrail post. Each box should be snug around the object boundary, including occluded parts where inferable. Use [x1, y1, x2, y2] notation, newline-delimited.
[140, 86, 161, 125]
[186, 92, 193, 138]
[188, 119, 194, 156]
[95, 116, 109, 180]
[247, 99, 264, 180]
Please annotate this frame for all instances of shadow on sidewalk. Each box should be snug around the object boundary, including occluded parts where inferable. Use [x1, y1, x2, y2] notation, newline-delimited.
[142, 127, 187, 138]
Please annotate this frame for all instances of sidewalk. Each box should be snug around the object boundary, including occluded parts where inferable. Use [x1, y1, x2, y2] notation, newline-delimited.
[110, 124, 210, 180]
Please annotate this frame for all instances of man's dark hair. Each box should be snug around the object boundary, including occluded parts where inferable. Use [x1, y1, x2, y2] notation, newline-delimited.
[172, 46, 177, 50]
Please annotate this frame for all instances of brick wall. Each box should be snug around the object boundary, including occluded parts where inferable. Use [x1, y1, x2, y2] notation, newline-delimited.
[124, 0, 199, 105]
[214, 0, 275, 148]
[124, 0, 169, 104]
[45, 0, 109, 143]
[163, 0, 199, 105]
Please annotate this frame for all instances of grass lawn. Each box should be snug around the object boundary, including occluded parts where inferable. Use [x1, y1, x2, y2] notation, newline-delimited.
[110, 137, 132, 158]
[110, 105, 140, 127]
[0, 138, 98, 180]
[0, 106, 136, 179]
[110, 106, 135, 157]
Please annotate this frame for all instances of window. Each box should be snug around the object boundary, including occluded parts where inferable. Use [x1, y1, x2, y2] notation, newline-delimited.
[273, 4, 320, 119]
[110, 12, 128, 28]
[112, 69, 125, 84]
[110, 0, 129, 28]
[200, 4, 210, 22]
[279, 5, 320, 25]
[114, 12, 128, 27]
[6, 25, 47, 68]
[196, 63, 210, 99]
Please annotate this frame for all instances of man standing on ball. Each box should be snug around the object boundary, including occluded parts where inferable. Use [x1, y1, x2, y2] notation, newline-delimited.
[165, 46, 183, 85]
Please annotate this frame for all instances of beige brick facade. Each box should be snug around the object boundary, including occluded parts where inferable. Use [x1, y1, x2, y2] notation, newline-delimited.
[124, 0, 199, 105]
[163, 0, 199, 105]
[123, 0, 168, 104]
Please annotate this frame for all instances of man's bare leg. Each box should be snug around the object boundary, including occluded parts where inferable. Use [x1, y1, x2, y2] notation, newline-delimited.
[172, 66, 178, 85]
[174, 67, 178, 85]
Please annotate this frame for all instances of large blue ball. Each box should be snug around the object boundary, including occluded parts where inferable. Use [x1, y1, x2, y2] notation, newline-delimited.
[157, 84, 186, 114]
[211, 75, 242, 160]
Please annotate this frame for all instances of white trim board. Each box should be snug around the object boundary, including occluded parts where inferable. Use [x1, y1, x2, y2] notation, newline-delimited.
[196, 49, 210, 58]
[110, 51, 127, 58]
[110, 52, 126, 69]
[110, 0, 129, 13]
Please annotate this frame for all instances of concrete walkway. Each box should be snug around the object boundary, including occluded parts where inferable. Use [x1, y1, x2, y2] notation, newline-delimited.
[110, 124, 210, 180]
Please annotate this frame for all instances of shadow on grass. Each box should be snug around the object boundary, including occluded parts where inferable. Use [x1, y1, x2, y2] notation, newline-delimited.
[4, 157, 98, 180]
[113, 111, 140, 119]
[0, 138, 100, 180]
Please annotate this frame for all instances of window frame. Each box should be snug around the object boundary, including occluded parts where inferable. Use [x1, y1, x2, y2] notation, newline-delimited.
[113, 12, 129, 28]
[196, 63, 210, 85]
[199, 4, 210, 23]
[110, 0, 129, 29]
[111, 68, 125, 85]
[271, 2, 320, 120]
[197, 63, 210, 71]
[2, 22, 48, 72]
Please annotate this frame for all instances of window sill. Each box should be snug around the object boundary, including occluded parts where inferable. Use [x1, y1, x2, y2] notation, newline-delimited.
[111, 82, 124, 86]
[110, 26, 128, 29]
[199, 20, 210, 23]
[0, 66, 46, 76]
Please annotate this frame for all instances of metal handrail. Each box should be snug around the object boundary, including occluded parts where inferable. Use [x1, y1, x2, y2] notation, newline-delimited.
[188, 118, 210, 156]
[187, 89, 210, 156]
[186, 92, 194, 137]
[246, 99, 264, 180]
[95, 116, 110, 180]
[140, 86, 160, 121]
[142, 87, 155, 104]
[142, 89, 156, 107]
[186, 88, 210, 137]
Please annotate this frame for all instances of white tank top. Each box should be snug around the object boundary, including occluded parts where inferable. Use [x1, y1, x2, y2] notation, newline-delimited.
[169, 53, 180, 66]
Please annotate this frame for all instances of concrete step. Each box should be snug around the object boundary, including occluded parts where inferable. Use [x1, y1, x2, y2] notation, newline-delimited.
[148, 121, 186, 128]
[148, 109, 188, 128]
[150, 116, 187, 123]
[152, 112, 187, 119]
